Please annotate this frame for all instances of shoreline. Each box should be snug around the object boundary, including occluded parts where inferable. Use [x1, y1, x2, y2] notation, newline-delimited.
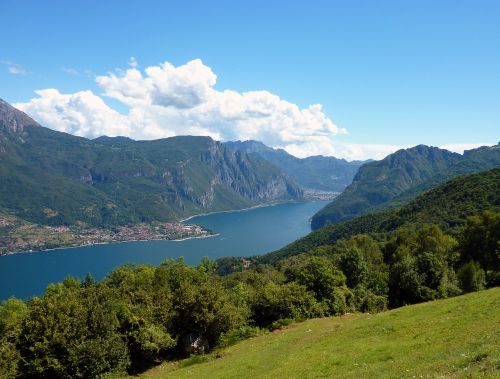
[180, 200, 303, 222]
[1, 200, 321, 257]
[0, 233, 219, 257]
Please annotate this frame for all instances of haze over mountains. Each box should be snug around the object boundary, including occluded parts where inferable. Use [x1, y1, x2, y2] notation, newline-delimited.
[224, 140, 366, 192]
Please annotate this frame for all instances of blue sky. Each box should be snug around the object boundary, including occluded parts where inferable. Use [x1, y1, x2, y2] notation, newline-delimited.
[0, 0, 498, 159]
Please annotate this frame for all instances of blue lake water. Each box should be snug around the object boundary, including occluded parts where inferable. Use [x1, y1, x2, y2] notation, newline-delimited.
[0, 201, 328, 300]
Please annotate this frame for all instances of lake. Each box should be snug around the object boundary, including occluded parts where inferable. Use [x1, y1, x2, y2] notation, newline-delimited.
[0, 201, 328, 300]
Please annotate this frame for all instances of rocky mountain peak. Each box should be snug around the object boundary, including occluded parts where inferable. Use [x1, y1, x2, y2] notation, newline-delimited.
[0, 98, 41, 133]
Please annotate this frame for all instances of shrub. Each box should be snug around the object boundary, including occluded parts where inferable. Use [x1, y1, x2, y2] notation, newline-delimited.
[458, 261, 486, 293]
[17, 285, 130, 378]
[251, 282, 325, 327]
[352, 286, 388, 313]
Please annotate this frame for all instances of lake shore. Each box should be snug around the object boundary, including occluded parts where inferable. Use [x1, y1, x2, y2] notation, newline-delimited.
[180, 200, 303, 222]
[0, 200, 329, 300]
[0, 200, 312, 256]
[0, 221, 215, 256]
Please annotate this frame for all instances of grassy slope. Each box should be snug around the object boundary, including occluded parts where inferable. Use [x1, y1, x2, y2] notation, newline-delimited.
[142, 288, 500, 378]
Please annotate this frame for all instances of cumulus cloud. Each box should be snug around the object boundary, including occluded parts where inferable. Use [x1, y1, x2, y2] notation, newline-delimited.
[16, 58, 352, 156]
[15, 89, 132, 138]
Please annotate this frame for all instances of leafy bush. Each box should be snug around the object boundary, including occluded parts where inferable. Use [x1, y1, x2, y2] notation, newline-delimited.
[17, 284, 130, 378]
[352, 286, 387, 313]
[458, 261, 486, 293]
[251, 282, 325, 327]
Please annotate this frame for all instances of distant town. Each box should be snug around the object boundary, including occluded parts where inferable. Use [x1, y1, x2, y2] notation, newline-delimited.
[0, 215, 214, 255]
[303, 189, 339, 201]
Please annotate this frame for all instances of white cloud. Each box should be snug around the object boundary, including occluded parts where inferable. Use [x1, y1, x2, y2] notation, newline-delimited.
[17, 58, 349, 156]
[17, 58, 491, 161]
[14, 89, 132, 139]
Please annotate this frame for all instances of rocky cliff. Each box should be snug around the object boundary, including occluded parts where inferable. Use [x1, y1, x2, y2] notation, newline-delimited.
[0, 99, 302, 227]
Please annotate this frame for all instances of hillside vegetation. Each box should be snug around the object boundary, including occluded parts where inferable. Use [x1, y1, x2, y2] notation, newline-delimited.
[143, 288, 500, 379]
[0, 99, 302, 228]
[312, 144, 500, 229]
[1, 198, 498, 377]
[264, 168, 500, 264]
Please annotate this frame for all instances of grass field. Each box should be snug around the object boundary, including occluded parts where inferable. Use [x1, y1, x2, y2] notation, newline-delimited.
[140, 288, 500, 378]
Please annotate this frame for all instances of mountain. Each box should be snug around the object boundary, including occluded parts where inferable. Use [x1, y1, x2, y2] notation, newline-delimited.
[311, 144, 500, 229]
[261, 168, 500, 264]
[0, 99, 302, 227]
[224, 140, 366, 192]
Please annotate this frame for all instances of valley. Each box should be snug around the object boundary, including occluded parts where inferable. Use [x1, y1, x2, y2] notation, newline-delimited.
[1, 4, 499, 378]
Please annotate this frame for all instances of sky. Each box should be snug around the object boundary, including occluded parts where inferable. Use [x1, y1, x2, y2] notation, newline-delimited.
[0, 0, 499, 160]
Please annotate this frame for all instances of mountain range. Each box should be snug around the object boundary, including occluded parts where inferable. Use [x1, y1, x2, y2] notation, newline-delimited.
[0, 99, 302, 227]
[2, 97, 499, 234]
[224, 140, 366, 192]
[311, 143, 500, 229]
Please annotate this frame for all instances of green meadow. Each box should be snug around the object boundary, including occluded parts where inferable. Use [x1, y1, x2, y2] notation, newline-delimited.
[142, 288, 500, 379]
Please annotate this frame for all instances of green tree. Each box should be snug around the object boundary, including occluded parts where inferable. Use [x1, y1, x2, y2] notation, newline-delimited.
[337, 248, 368, 288]
[457, 261, 486, 293]
[459, 211, 500, 272]
[158, 259, 247, 348]
[17, 284, 130, 378]
[282, 255, 350, 315]
[389, 255, 423, 307]
[251, 282, 325, 327]
[0, 298, 28, 378]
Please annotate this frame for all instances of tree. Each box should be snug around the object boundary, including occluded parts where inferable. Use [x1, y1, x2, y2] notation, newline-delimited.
[250, 282, 325, 327]
[337, 248, 368, 288]
[459, 211, 500, 272]
[17, 284, 130, 378]
[157, 259, 247, 348]
[457, 261, 486, 293]
[0, 298, 28, 378]
[389, 255, 423, 307]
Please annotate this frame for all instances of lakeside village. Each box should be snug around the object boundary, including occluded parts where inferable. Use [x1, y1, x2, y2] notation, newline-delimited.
[0, 215, 214, 255]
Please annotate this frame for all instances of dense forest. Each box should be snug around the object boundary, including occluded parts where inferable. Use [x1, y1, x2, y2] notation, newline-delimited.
[1, 178, 498, 377]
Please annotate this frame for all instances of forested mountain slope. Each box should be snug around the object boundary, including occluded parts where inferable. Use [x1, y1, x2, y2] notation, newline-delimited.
[0, 99, 302, 227]
[312, 144, 500, 229]
[262, 168, 500, 264]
